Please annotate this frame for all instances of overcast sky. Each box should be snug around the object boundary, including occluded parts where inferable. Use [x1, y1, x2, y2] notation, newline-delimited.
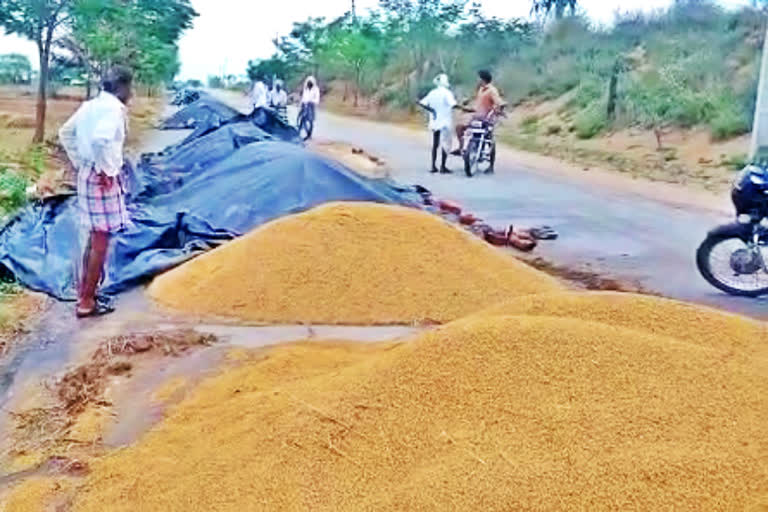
[0, 0, 754, 79]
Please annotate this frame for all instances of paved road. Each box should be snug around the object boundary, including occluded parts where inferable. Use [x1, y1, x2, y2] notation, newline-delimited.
[311, 111, 768, 319]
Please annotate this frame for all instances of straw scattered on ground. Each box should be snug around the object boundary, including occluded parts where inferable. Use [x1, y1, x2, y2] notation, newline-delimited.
[69, 308, 768, 511]
[148, 202, 561, 325]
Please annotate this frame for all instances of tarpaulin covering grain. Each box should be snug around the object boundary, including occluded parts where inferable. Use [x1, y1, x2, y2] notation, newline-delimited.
[0, 142, 418, 300]
[160, 96, 240, 130]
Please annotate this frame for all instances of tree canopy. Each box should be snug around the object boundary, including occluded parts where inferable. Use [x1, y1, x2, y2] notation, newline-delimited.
[0, 53, 32, 83]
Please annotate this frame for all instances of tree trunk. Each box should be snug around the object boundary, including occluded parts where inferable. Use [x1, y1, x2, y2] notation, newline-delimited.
[555, 0, 566, 19]
[354, 65, 361, 108]
[606, 61, 620, 121]
[33, 45, 49, 143]
[85, 62, 93, 100]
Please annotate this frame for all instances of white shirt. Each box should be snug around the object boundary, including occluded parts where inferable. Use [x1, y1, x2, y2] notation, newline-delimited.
[250, 81, 269, 109]
[419, 86, 457, 131]
[302, 86, 320, 105]
[59, 91, 127, 178]
[270, 89, 288, 107]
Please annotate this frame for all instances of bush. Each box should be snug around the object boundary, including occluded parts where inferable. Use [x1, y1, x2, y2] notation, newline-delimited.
[574, 107, 607, 139]
[0, 167, 30, 218]
[520, 115, 539, 134]
[710, 109, 750, 140]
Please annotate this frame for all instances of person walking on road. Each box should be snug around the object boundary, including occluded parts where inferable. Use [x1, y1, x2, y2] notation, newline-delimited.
[452, 70, 506, 156]
[59, 66, 133, 318]
[299, 76, 320, 139]
[270, 79, 289, 124]
[418, 73, 457, 174]
[249, 76, 269, 111]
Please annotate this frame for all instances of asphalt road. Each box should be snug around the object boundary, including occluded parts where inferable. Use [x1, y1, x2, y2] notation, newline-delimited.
[310, 110, 768, 319]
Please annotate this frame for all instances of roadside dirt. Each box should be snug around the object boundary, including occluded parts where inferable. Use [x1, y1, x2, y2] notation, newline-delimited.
[0, 292, 48, 361]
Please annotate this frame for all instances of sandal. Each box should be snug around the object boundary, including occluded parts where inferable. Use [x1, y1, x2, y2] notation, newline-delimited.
[76, 301, 116, 319]
[529, 226, 559, 240]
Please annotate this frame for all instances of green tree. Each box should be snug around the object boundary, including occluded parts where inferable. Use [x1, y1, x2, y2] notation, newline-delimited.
[0, 53, 32, 83]
[320, 17, 386, 105]
[0, 0, 73, 142]
[72, 0, 196, 93]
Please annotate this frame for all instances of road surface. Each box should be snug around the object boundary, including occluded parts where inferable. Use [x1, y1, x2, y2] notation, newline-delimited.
[310, 110, 768, 319]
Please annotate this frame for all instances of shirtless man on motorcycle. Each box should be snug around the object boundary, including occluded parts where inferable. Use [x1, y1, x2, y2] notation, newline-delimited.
[451, 70, 506, 156]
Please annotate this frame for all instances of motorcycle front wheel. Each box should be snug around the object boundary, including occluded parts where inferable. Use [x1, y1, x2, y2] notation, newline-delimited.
[464, 139, 481, 177]
[696, 235, 768, 297]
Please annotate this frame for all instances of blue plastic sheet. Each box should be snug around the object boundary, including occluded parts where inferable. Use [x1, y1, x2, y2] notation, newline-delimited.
[0, 115, 418, 300]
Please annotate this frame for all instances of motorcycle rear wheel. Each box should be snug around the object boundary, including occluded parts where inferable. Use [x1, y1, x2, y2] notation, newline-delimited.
[696, 234, 768, 297]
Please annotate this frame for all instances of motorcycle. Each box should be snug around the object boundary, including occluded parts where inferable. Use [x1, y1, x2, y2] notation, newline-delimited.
[462, 108, 504, 178]
[296, 102, 315, 141]
[696, 164, 768, 297]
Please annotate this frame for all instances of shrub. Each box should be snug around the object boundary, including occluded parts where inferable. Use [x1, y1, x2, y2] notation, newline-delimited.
[574, 107, 607, 139]
[710, 109, 750, 140]
[0, 166, 30, 218]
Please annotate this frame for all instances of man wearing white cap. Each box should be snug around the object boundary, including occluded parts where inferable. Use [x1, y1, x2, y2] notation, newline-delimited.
[417, 73, 457, 174]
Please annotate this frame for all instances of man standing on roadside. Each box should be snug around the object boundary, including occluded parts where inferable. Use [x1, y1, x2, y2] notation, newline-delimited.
[270, 79, 289, 124]
[452, 70, 505, 156]
[250, 75, 269, 111]
[417, 73, 457, 174]
[59, 66, 133, 318]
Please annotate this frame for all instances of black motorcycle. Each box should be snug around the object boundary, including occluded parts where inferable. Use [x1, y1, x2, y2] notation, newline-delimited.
[462, 108, 504, 177]
[696, 164, 768, 297]
[296, 102, 315, 141]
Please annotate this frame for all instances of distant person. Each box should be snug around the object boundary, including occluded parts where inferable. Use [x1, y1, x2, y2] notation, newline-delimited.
[59, 66, 133, 318]
[299, 76, 320, 139]
[249, 76, 269, 111]
[452, 70, 506, 156]
[417, 73, 457, 174]
[270, 79, 289, 124]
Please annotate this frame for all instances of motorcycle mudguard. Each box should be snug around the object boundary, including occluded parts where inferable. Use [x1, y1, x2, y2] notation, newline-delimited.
[706, 222, 752, 240]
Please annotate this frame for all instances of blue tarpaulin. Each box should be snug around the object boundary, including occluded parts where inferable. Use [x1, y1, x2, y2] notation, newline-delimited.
[0, 102, 418, 300]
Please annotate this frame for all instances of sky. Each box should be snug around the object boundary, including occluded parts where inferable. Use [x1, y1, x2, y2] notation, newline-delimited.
[0, 0, 755, 79]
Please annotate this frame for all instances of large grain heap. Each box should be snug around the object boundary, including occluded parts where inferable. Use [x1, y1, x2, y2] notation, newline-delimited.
[69, 295, 768, 511]
[148, 202, 560, 324]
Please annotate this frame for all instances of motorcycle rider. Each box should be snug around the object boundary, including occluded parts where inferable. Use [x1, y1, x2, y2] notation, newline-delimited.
[417, 73, 458, 174]
[299, 76, 320, 139]
[452, 70, 506, 156]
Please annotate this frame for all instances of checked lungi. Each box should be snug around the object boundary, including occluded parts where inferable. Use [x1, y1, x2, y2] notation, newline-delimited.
[77, 167, 129, 234]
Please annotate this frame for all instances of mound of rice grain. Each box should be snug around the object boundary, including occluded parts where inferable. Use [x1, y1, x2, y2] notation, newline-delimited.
[72, 315, 768, 511]
[148, 202, 560, 324]
[476, 291, 768, 359]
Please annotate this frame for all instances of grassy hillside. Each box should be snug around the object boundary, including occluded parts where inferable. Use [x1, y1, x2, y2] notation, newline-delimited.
[255, 0, 764, 189]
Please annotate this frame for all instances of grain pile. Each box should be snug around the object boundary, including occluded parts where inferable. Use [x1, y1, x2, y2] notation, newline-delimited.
[2, 477, 72, 512]
[148, 202, 560, 324]
[477, 291, 768, 360]
[71, 310, 768, 511]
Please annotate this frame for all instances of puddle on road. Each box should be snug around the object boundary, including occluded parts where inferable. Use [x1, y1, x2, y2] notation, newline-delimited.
[0, 288, 423, 470]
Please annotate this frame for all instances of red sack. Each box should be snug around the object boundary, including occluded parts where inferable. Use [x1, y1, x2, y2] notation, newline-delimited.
[437, 200, 462, 215]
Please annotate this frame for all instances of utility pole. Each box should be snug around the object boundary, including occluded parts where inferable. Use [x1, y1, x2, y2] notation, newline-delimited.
[750, 18, 768, 163]
[352, 0, 357, 22]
